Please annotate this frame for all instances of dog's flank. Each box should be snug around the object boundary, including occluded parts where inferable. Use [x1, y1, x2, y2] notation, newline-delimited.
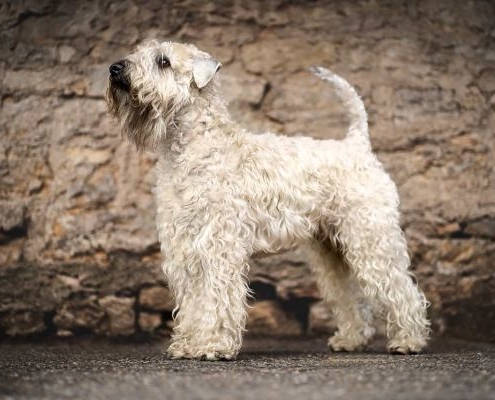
[106, 40, 430, 360]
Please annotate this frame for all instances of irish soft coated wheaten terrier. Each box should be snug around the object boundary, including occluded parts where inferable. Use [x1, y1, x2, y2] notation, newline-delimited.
[106, 40, 430, 360]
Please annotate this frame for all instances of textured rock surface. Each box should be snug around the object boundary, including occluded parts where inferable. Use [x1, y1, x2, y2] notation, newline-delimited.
[0, 0, 494, 341]
[246, 300, 303, 336]
[138, 312, 162, 333]
[98, 296, 135, 336]
[139, 286, 174, 312]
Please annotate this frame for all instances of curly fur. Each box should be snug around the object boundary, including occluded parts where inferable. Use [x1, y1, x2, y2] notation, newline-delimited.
[106, 40, 430, 360]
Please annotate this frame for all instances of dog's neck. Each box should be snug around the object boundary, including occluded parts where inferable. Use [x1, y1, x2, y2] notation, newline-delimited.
[165, 84, 240, 153]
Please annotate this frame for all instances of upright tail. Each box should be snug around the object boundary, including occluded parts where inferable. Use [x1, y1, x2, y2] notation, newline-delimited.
[309, 66, 369, 145]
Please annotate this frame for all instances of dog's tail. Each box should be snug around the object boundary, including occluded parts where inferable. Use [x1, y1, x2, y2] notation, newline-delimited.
[309, 66, 369, 145]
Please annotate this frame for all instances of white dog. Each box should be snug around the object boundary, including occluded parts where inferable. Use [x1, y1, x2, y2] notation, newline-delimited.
[106, 40, 430, 360]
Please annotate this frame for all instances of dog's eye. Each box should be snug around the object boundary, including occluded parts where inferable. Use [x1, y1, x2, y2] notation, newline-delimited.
[156, 55, 170, 69]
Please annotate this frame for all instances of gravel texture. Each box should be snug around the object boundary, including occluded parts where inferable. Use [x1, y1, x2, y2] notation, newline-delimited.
[1, 337, 494, 400]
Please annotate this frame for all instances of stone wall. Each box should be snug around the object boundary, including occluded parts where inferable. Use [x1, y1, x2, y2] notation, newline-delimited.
[1, 0, 494, 341]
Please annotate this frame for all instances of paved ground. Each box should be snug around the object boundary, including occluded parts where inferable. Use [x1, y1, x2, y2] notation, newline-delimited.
[0, 337, 494, 400]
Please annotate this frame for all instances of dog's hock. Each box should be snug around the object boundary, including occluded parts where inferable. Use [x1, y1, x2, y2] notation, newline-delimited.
[192, 57, 221, 89]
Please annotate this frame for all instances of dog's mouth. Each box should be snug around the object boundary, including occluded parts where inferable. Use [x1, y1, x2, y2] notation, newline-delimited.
[110, 75, 130, 92]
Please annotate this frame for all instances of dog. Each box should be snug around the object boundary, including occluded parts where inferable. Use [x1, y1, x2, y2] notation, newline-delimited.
[106, 40, 430, 360]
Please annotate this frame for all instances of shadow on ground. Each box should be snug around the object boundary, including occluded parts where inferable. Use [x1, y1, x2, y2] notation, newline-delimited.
[1, 337, 494, 400]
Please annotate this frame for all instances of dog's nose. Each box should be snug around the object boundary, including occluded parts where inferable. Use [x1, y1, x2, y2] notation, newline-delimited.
[109, 61, 126, 77]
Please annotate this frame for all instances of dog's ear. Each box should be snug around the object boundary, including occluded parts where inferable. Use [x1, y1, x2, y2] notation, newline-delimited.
[192, 57, 221, 89]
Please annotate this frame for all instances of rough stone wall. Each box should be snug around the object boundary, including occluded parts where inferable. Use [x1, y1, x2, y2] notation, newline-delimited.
[1, 0, 494, 341]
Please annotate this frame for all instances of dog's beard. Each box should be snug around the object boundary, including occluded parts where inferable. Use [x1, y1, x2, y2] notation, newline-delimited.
[106, 81, 178, 150]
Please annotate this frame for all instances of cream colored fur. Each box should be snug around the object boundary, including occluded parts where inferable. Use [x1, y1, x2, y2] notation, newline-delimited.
[106, 40, 430, 360]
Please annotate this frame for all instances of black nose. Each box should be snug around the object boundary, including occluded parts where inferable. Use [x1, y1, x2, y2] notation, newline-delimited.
[109, 61, 126, 77]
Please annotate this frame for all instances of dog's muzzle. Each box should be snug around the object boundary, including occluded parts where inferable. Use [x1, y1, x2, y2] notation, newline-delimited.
[109, 60, 130, 91]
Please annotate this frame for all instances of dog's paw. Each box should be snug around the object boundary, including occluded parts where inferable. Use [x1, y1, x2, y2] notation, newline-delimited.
[328, 334, 367, 352]
[171, 351, 236, 361]
[167, 343, 237, 361]
[387, 337, 426, 355]
[388, 346, 418, 355]
[166, 346, 188, 359]
[199, 351, 236, 361]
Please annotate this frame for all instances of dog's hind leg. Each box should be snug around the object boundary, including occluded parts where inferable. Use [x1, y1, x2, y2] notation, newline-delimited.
[337, 211, 430, 354]
[307, 241, 375, 352]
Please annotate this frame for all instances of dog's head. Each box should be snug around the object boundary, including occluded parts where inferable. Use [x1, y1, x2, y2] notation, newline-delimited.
[106, 40, 221, 149]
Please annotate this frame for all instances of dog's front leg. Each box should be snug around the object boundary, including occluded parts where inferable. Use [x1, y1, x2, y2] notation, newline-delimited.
[163, 219, 250, 361]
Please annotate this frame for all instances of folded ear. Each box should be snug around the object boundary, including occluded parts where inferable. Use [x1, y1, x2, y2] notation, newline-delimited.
[192, 57, 221, 89]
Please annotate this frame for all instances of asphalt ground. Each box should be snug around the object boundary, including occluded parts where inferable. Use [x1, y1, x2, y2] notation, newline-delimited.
[1, 336, 494, 400]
